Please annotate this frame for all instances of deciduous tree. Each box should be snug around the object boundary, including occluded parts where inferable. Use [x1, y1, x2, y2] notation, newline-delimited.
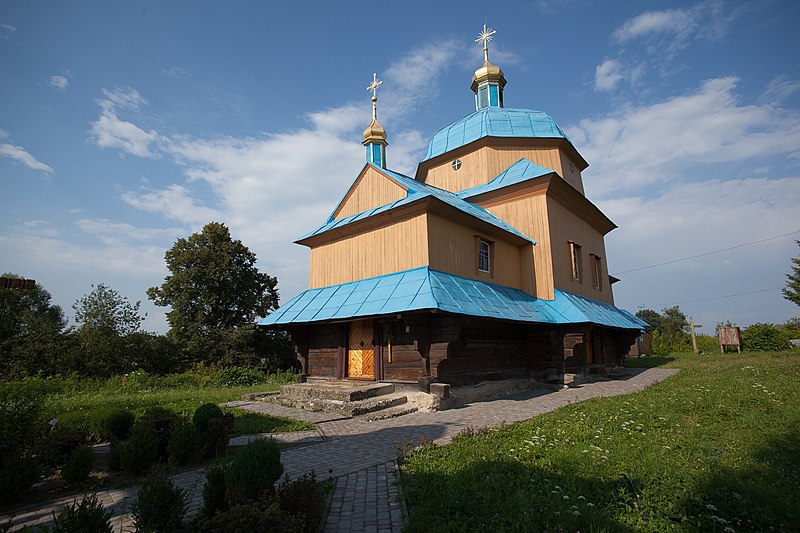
[147, 222, 279, 363]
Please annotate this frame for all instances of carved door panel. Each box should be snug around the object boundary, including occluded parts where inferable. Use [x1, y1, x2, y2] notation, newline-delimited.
[348, 320, 374, 379]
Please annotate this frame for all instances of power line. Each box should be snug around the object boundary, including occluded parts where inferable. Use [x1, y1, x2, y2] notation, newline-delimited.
[649, 287, 782, 308]
[613, 230, 800, 275]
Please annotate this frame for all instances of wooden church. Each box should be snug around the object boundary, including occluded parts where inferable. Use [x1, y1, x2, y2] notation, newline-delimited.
[260, 26, 646, 386]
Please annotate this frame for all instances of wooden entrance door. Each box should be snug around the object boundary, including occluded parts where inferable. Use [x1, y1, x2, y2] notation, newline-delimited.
[348, 319, 374, 379]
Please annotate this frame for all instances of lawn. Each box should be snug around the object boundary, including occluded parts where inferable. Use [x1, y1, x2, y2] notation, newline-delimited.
[400, 351, 800, 532]
[43, 373, 314, 437]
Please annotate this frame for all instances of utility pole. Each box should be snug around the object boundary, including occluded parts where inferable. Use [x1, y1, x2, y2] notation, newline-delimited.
[690, 317, 703, 355]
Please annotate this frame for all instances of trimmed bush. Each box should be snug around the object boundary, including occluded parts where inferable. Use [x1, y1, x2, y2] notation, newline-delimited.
[136, 407, 179, 462]
[56, 408, 135, 443]
[167, 420, 203, 466]
[131, 470, 188, 533]
[51, 493, 112, 533]
[192, 403, 224, 434]
[119, 422, 158, 475]
[60, 445, 94, 486]
[225, 438, 283, 505]
[203, 415, 233, 458]
[0, 453, 41, 504]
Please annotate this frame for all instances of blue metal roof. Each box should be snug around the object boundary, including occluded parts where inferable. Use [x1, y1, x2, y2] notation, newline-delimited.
[458, 158, 555, 198]
[297, 163, 534, 244]
[422, 107, 572, 162]
[260, 266, 647, 331]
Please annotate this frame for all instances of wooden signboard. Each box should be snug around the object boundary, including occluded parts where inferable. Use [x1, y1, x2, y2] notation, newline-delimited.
[718, 327, 742, 353]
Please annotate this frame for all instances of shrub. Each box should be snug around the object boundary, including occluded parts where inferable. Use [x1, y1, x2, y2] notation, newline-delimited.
[741, 323, 791, 352]
[277, 471, 325, 532]
[192, 403, 224, 434]
[136, 407, 179, 462]
[119, 422, 158, 475]
[0, 379, 48, 461]
[131, 470, 187, 533]
[56, 408, 135, 443]
[200, 463, 229, 518]
[0, 453, 41, 504]
[211, 366, 267, 387]
[60, 445, 94, 486]
[197, 502, 301, 533]
[167, 420, 203, 466]
[225, 438, 283, 505]
[51, 493, 112, 533]
[101, 409, 135, 440]
[203, 416, 233, 458]
[40, 427, 87, 468]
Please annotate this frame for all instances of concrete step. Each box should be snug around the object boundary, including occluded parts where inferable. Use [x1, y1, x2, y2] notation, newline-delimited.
[359, 404, 418, 421]
[274, 391, 408, 416]
[280, 381, 395, 403]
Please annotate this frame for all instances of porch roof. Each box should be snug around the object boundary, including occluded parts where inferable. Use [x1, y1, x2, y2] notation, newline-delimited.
[259, 267, 646, 331]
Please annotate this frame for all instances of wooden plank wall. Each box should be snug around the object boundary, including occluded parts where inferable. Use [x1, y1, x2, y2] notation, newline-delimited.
[545, 198, 613, 303]
[481, 194, 555, 300]
[426, 213, 523, 290]
[309, 213, 429, 288]
[422, 145, 583, 194]
[333, 166, 407, 220]
[306, 323, 341, 378]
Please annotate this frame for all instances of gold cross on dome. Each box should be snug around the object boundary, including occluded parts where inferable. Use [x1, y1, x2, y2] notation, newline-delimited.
[475, 22, 496, 62]
[367, 73, 383, 99]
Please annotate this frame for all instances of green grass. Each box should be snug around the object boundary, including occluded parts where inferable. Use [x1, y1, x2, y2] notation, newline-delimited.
[44, 375, 314, 437]
[400, 351, 800, 532]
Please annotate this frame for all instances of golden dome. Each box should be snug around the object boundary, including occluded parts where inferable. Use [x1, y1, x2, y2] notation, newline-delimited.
[471, 60, 507, 93]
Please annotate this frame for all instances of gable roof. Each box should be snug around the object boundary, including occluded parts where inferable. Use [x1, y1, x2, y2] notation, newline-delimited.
[457, 158, 555, 199]
[422, 107, 572, 162]
[259, 266, 647, 331]
[296, 163, 535, 245]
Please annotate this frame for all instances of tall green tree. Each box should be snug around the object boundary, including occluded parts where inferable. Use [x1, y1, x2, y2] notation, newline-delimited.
[71, 283, 146, 375]
[783, 240, 800, 307]
[635, 305, 691, 354]
[0, 274, 67, 377]
[147, 222, 279, 363]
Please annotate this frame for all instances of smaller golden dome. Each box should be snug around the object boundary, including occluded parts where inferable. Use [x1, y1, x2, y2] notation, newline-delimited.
[362, 95, 387, 145]
[471, 60, 507, 93]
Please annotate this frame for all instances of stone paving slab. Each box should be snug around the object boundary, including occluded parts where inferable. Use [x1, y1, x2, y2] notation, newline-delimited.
[1, 367, 678, 532]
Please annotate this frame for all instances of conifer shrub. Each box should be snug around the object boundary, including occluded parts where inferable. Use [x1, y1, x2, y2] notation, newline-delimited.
[224, 438, 283, 505]
[167, 419, 203, 466]
[203, 415, 233, 458]
[60, 445, 94, 486]
[131, 470, 187, 533]
[196, 502, 301, 533]
[200, 463, 229, 518]
[119, 422, 158, 475]
[51, 493, 112, 533]
[136, 407, 179, 462]
[41, 426, 87, 468]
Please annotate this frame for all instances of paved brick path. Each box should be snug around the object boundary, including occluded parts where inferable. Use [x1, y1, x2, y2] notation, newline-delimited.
[1, 367, 677, 532]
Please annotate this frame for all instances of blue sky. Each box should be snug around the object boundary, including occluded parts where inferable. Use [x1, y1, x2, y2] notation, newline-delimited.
[2, 0, 799, 335]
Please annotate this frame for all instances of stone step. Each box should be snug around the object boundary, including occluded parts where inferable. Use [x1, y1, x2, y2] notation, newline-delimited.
[359, 404, 418, 421]
[279, 381, 395, 403]
[273, 391, 408, 417]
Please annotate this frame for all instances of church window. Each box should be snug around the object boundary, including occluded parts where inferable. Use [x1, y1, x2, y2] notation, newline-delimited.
[569, 241, 582, 282]
[478, 85, 489, 108]
[452, 159, 462, 171]
[478, 238, 491, 272]
[591, 254, 602, 290]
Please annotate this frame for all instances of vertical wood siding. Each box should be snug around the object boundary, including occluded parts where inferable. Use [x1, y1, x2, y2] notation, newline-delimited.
[333, 166, 407, 220]
[308, 213, 429, 288]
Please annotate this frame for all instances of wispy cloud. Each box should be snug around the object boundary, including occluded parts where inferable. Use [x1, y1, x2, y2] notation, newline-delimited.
[569, 77, 800, 194]
[612, 8, 696, 44]
[594, 59, 624, 92]
[0, 143, 53, 175]
[0, 23, 15, 41]
[90, 88, 162, 158]
[162, 66, 190, 78]
[50, 75, 69, 91]
[758, 75, 800, 106]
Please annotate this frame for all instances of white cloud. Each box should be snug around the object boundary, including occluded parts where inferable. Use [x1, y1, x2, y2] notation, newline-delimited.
[0, 143, 53, 175]
[594, 59, 624, 92]
[0, 23, 15, 41]
[603, 175, 800, 327]
[613, 8, 695, 43]
[75, 218, 184, 246]
[90, 88, 161, 158]
[162, 66, 190, 78]
[122, 184, 223, 226]
[50, 75, 69, 91]
[569, 77, 800, 194]
[0, 129, 8, 139]
[758, 76, 800, 106]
